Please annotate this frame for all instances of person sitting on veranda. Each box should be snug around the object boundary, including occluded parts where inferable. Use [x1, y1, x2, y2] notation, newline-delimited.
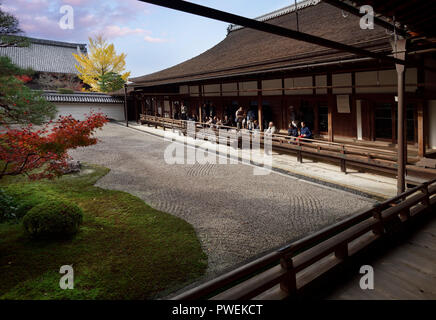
[215, 117, 223, 128]
[288, 121, 299, 138]
[299, 121, 313, 139]
[188, 113, 197, 121]
[264, 121, 276, 135]
[222, 115, 231, 127]
[205, 116, 213, 126]
[180, 103, 188, 120]
[252, 120, 260, 131]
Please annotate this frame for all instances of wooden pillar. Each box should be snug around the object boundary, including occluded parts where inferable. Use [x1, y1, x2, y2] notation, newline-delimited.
[199, 85, 203, 120]
[327, 73, 334, 142]
[417, 101, 426, 158]
[394, 39, 407, 195]
[141, 95, 145, 115]
[123, 84, 128, 127]
[134, 97, 139, 123]
[313, 76, 319, 135]
[257, 80, 263, 131]
[169, 98, 173, 119]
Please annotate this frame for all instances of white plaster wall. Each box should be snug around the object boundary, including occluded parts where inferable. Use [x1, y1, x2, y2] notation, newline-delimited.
[222, 82, 237, 96]
[189, 85, 199, 97]
[179, 85, 189, 94]
[262, 79, 282, 96]
[285, 77, 312, 95]
[315, 75, 327, 95]
[56, 103, 125, 121]
[203, 84, 220, 97]
[356, 68, 417, 93]
[333, 73, 352, 94]
[239, 81, 257, 96]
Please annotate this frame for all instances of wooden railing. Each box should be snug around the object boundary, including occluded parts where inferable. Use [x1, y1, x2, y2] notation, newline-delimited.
[140, 115, 436, 181]
[171, 178, 436, 300]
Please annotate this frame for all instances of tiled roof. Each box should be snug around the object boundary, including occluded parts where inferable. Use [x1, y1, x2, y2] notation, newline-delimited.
[43, 91, 124, 104]
[130, 1, 391, 87]
[0, 37, 86, 74]
[227, 0, 321, 33]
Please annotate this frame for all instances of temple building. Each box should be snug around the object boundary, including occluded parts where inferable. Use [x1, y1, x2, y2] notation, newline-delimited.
[0, 37, 125, 121]
[128, 0, 436, 158]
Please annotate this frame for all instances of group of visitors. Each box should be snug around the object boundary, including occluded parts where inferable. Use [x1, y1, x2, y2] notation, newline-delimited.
[235, 107, 260, 131]
[287, 120, 313, 139]
[172, 103, 313, 139]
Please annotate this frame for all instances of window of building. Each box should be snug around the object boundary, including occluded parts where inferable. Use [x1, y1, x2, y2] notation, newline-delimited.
[318, 104, 328, 133]
[375, 103, 393, 140]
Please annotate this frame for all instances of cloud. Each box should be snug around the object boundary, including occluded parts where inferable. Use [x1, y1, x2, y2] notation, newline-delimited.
[98, 26, 149, 39]
[144, 35, 168, 43]
[1, 0, 157, 42]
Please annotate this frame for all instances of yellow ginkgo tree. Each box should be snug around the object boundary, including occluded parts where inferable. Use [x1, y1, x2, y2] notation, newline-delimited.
[73, 35, 130, 92]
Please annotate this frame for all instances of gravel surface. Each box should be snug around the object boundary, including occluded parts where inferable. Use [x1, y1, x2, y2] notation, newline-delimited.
[70, 123, 376, 277]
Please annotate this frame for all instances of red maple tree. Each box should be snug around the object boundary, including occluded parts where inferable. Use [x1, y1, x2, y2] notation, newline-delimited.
[0, 112, 108, 180]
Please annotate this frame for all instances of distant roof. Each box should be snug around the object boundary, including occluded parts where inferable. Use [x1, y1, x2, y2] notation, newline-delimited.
[0, 37, 87, 74]
[130, 1, 391, 87]
[43, 91, 124, 104]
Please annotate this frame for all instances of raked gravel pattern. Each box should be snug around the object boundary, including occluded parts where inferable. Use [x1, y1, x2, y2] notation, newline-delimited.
[69, 123, 376, 277]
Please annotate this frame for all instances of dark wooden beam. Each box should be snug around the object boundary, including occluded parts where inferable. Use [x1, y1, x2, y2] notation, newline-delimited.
[138, 0, 404, 66]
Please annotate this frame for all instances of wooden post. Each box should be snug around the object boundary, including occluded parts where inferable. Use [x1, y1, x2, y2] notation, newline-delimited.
[257, 80, 263, 131]
[340, 145, 346, 173]
[134, 97, 139, 123]
[297, 139, 303, 163]
[279, 256, 297, 295]
[372, 204, 384, 236]
[123, 84, 128, 127]
[417, 102, 426, 158]
[141, 96, 145, 115]
[394, 39, 407, 195]
[327, 73, 334, 142]
[169, 98, 173, 119]
[199, 85, 203, 121]
[335, 244, 348, 260]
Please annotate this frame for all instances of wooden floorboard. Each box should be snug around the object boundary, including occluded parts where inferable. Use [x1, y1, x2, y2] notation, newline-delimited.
[328, 215, 436, 300]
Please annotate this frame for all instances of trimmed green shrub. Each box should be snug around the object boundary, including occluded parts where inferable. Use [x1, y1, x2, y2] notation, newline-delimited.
[3, 183, 59, 218]
[23, 200, 83, 238]
[0, 189, 19, 222]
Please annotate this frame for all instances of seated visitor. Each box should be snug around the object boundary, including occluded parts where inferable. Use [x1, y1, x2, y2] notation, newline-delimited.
[251, 120, 260, 131]
[299, 121, 313, 139]
[288, 121, 299, 138]
[215, 117, 223, 127]
[206, 117, 214, 126]
[247, 109, 256, 122]
[222, 115, 230, 127]
[180, 103, 188, 120]
[264, 122, 276, 135]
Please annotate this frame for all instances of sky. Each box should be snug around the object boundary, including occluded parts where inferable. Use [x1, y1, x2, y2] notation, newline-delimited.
[1, 0, 294, 77]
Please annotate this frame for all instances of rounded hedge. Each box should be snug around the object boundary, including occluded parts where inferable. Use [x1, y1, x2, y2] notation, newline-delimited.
[23, 200, 83, 238]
